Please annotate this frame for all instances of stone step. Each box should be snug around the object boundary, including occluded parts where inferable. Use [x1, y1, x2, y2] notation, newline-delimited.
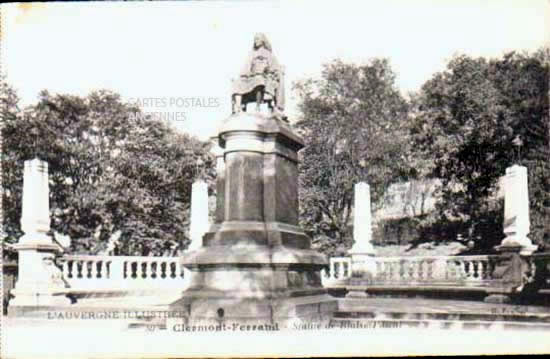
[333, 310, 550, 323]
[329, 318, 550, 331]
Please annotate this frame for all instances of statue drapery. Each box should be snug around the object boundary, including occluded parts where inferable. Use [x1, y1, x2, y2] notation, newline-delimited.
[231, 33, 285, 118]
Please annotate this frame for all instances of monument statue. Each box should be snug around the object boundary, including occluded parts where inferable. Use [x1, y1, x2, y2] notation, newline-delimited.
[231, 33, 286, 118]
[171, 33, 335, 327]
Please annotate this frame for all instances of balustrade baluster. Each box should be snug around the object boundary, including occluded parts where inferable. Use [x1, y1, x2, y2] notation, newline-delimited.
[418, 260, 424, 280]
[151, 261, 158, 279]
[407, 260, 414, 279]
[472, 260, 479, 280]
[464, 260, 471, 280]
[96, 261, 102, 279]
[85, 261, 91, 279]
[76, 261, 82, 279]
[152, 261, 157, 279]
[76, 261, 83, 279]
[141, 261, 147, 280]
[122, 261, 128, 279]
[170, 262, 177, 279]
[153, 261, 159, 279]
[463, 260, 471, 280]
[462, 260, 469, 279]
[131, 261, 138, 279]
[160, 262, 167, 279]
[140, 262, 147, 279]
[426, 259, 434, 280]
[397, 260, 403, 281]
[142, 261, 148, 279]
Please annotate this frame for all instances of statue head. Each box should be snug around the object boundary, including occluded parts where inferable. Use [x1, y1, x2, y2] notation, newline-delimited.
[253, 33, 272, 52]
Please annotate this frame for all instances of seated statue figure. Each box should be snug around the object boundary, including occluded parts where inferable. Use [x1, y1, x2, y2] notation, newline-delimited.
[231, 33, 286, 119]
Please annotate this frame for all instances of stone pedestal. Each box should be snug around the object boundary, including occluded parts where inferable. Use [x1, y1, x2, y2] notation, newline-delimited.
[485, 165, 536, 304]
[9, 159, 70, 315]
[170, 112, 336, 327]
[346, 182, 376, 298]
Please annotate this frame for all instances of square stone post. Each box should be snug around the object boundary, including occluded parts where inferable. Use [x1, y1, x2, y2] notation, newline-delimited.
[9, 159, 70, 316]
[496, 165, 537, 255]
[189, 180, 209, 251]
[210, 136, 225, 226]
[485, 164, 537, 304]
[346, 182, 376, 298]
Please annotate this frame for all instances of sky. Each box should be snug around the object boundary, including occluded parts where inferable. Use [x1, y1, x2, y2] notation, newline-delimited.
[2, 0, 549, 140]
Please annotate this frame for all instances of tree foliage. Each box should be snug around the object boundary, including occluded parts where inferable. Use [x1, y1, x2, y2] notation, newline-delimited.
[2, 88, 214, 256]
[294, 59, 410, 256]
[412, 51, 550, 250]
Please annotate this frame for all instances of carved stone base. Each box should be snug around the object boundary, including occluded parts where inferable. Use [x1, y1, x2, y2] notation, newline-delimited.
[9, 242, 70, 315]
[170, 294, 336, 329]
[8, 294, 72, 317]
[171, 241, 336, 326]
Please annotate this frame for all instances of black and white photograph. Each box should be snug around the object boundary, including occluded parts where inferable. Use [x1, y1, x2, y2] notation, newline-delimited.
[1, 0, 550, 357]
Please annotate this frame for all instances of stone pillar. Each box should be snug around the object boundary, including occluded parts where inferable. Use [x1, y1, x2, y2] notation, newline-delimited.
[210, 136, 225, 225]
[20, 159, 50, 244]
[496, 165, 537, 255]
[351, 182, 375, 254]
[485, 165, 537, 304]
[9, 159, 70, 315]
[346, 182, 376, 298]
[189, 180, 209, 251]
[171, 112, 336, 327]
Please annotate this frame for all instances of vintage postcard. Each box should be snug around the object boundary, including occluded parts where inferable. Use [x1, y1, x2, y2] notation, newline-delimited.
[1, 0, 550, 357]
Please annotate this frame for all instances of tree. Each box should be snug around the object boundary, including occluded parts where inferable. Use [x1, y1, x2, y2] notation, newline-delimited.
[2, 89, 214, 256]
[0, 77, 21, 259]
[294, 59, 410, 256]
[412, 51, 550, 250]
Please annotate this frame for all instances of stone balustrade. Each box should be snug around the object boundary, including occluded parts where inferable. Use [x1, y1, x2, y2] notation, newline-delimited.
[58, 255, 190, 292]
[58, 253, 545, 297]
[373, 255, 502, 287]
[322, 255, 505, 290]
[321, 257, 352, 286]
